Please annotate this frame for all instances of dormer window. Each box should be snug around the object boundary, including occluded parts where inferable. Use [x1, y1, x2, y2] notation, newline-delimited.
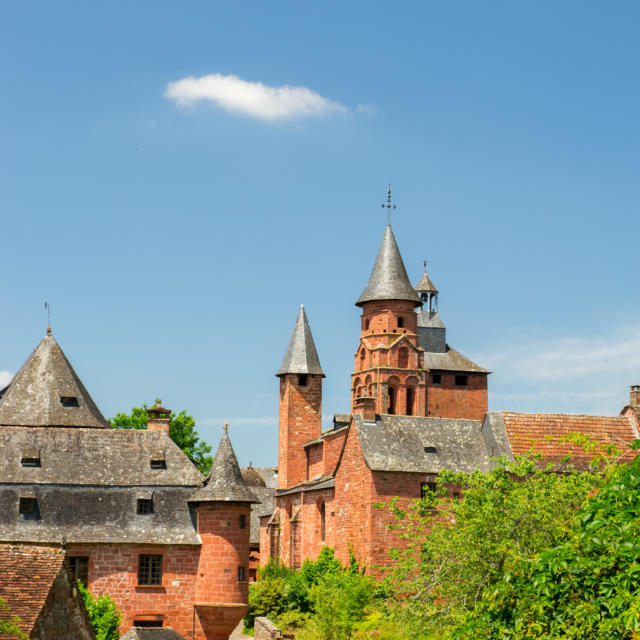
[60, 396, 79, 407]
[21, 457, 41, 467]
[137, 498, 154, 515]
[19, 497, 36, 515]
[150, 459, 166, 470]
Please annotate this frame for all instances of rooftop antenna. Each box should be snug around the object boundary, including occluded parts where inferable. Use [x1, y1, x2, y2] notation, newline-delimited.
[381, 185, 397, 223]
[44, 301, 51, 333]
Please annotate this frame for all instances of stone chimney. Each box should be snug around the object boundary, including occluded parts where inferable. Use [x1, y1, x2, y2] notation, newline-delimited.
[630, 385, 640, 410]
[147, 399, 171, 434]
[353, 396, 376, 423]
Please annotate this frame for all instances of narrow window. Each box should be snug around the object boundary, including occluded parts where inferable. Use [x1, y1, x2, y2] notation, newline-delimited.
[60, 396, 79, 407]
[364, 319, 370, 330]
[397, 316, 404, 328]
[432, 374, 442, 385]
[360, 348, 365, 361]
[297, 374, 308, 386]
[238, 566, 246, 581]
[134, 621, 163, 628]
[388, 386, 397, 415]
[455, 375, 468, 386]
[150, 459, 167, 470]
[239, 514, 247, 529]
[21, 457, 40, 467]
[406, 387, 415, 416]
[69, 556, 89, 585]
[137, 498, 153, 515]
[424, 446, 437, 454]
[138, 555, 162, 585]
[18, 497, 36, 514]
[320, 503, 326, 541]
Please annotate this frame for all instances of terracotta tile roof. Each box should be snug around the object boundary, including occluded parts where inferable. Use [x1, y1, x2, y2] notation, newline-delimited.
[0, 543, 65, 637]
[498, 411, 639, 469]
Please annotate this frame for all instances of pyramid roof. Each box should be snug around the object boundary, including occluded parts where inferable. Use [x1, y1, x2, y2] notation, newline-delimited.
[415, 270, 438, 293]
[0, 330, 109, 428]
[275, 305, 324, 377]
[356, 224, 421, 306]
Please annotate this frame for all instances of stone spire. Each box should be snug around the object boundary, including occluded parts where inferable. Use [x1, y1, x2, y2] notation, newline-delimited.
[275, 305, 325, 377]
[0, 330, 109, 428]
[356, 224, 421, 307]
[189, 425, 258, 503]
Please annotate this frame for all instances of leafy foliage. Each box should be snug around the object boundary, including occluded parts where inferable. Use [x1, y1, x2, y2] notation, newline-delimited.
[78, 582, 121, 640]
[109, 404, 213, 474]
[454, 449, 640, 639]
[384, 455, 604, 638]
[0, 598, 27, 639]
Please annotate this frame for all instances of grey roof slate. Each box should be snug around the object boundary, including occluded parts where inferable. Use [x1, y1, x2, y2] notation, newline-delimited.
[248, 485, 276, 544]
[415, 271, 438, 293]
[276, 305, 325, 377]
[356, 224, 421, 307]
[0, 332, 109, 428]
[354, 413, 510, 474]
[0, 427, 203, 485]
[0, 485, 201, 545]
[423, 345, 490, 373]
[253, 467, 278, 489]
[416, 310, 445, 329]
[190, 428, 258, 503]
[121, 628, 186, 640]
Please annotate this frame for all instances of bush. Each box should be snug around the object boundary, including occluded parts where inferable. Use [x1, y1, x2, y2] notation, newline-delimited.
[77, 582, 121, 640]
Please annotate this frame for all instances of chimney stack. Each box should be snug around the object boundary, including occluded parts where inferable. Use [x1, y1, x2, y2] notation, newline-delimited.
[630, 386, 640, 410]
[147, 399, 171, 435]
[353, 396, 376, 423]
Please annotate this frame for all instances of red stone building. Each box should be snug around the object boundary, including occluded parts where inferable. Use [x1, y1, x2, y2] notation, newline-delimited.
[0, 331, 257, 640]
[261, 222, 640, 573]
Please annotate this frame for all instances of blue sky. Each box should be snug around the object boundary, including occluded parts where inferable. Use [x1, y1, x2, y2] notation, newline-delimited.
[1, 2, 639, 466]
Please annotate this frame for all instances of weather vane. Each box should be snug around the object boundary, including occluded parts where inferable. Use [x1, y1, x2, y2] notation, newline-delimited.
[44, 301, 51, 329]
[381, 185, 397, 223]
[423, 258, 428, 271]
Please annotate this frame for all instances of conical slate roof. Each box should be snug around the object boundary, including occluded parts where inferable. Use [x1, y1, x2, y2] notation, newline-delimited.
[189, 426, 258, 503]
[275, 305, 325, 377]
[0, 330, 109, 428]
[415, 270, 438, 294]
[356, 224, 421, 307]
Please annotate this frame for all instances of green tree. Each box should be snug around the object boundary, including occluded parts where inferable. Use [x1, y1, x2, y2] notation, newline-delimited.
[109, 404, 213, 474]
[384, 454, 604, 638]
[0, 598, 27, 639]
[78, 582, 121, 640]
[455, 446, 640, 639]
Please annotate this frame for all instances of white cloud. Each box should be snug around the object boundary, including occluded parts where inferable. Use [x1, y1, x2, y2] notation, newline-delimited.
[164, 73, 348, 122]
[479, 327, 640, 415]
[0, 371, 12, 388]
[356, 103, 377, 115]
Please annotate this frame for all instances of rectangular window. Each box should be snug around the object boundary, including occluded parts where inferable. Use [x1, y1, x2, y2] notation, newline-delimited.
[18, 497, 36, 514]
[60, 396, 79, 407]
[297, 374, 308, 386]
[150, 460, 167, 470]
[133, 621, 163, 628]
[432, 374, 442, 385]
[455, 375, 468, 386]
[238, 566, 246, 581]
[69, 556, 89, 585]
[137, 498, 153, 515]
[138, 555, 162, 585]
[239, 514, 246, 529]
[21, 457, 41, 467]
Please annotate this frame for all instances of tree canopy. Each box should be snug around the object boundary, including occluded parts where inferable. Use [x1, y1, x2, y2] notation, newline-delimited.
[109, 404, 213, 474]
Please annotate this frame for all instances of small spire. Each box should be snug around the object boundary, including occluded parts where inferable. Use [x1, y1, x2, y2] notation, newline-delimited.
[223, 423, 229, 434]
[276, 305, 325, 377]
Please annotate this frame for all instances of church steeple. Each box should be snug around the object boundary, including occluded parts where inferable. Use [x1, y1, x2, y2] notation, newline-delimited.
[276, 305, 324, 378]
[415, 263, 438, 312]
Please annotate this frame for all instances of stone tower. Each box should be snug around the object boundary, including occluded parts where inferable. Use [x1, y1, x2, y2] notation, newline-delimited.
[351, 224, 427, 417]
[276, 305, 324, 489]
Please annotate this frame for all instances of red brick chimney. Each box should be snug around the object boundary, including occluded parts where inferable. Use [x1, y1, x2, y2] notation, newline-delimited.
[147, 399, 171, 434]
[353, 396, 376, 422]
[630, 386, 640, 410]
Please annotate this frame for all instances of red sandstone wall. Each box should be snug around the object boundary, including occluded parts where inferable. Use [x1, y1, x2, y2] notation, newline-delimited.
[427, 372, 487, 422]
[306, 443, 324, 480]
[322, 428, 348, 476]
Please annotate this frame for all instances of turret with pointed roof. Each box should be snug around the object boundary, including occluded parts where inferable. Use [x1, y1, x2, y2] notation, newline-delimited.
[356, 224, 420, 307]
[0, 329, 109, 428]
[276, 305, 324, 377]
[189, 426, 257, 503]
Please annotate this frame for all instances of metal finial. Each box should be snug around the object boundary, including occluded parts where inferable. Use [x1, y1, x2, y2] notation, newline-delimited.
[381, 185, 397, 223]
[155, 398, 162, 407]
[223, 423, 229, 434]
[423, 258, 428, 272]
[44, 301, 51, 331]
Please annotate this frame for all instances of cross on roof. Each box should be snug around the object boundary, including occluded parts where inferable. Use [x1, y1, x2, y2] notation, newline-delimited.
[381, 185, 397, 223]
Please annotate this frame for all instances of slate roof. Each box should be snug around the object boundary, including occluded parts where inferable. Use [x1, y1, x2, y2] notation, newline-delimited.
[247, 485, 275, 544]
[354, 413, 511, 474]
[0, 544, 95, 639]
[356, 224, 421, 307]
[121, 629, 186, 640]
[492, 411, 640, 469]
[276, 305, 325, 377]
[241, 464, 267, 487]
[422, 345, 490, 373]
[415, 270, 438, 293]
[0, 331, 109, 428]
[190, 428, 258, 503]
[0, 427, 203, 485]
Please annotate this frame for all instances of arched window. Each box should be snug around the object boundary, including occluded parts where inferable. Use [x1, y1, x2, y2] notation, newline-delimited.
[365, 318, 370, 331]
[320, 502, 326, 541]
[360, 348, 366, 362]
[406, 386, 415, 416]
[397, 316, 404, 328]
[388, 386, 397, 414]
